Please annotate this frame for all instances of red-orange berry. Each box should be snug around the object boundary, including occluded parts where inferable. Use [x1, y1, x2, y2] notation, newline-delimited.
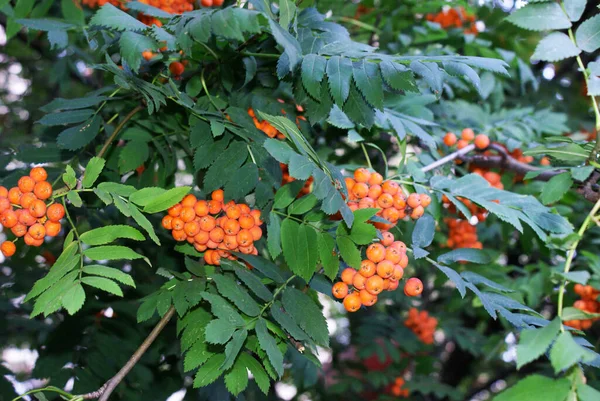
[33, 181, 52, 200]
[474, 134, 490, 150]
[404, 278, 423, 297]
[332, 282, 349, 299]
[18, 176, 35, 193]
[443, 132, 457, 146]
[169, 61, 185, 76]
[46, 203, 65, 222]
[1, 241, 16, 257]
[341, 268, 357, 285]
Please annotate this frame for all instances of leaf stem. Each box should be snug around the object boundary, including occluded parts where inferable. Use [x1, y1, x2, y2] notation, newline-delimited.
[240, 51, 280, 59]
[97, 105, 144, 159]
[62, 197, 85, 281]
[360, 142, 373, 170]
[201, 68, 222, 112]
[556, 197, 600, 331]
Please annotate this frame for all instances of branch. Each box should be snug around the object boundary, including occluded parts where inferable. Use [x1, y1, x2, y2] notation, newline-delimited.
[80, 306, 176, 400]
[97, 105, 144, 159]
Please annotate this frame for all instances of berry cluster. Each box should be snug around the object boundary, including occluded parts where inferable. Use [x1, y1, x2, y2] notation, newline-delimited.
[564, 284, 600, 330]
[404, 307, 438, 344]
[248, 108, 285, 139]
[444, 218, 481, 250]
[332, 233, 423, 312]
[443, 129, 490, 151]
[426, 6, 478, 35]
[387, 377, 410, 398]
[0, 168, 64, 257]
[162, 190, 263, 266]
[345, 169, 431, 230]
[280, 163, 313, 196]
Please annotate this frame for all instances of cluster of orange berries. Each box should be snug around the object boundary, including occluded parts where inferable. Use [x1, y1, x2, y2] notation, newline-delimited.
[404, 308, 438, 344]
[345, 169, 430, 229]
[443, 128, 490, 151]
[162, 189, 263, 266]
[564, 284, 600, 330]
[248, 108, 285, 140]
[0, 167, 65, 257]
[426, 6, 478, 35]
[444, 218, 481, 250]
[332, 232, 423, 312]
[280, 163, 312, 197]
[387, 377, 410, 398]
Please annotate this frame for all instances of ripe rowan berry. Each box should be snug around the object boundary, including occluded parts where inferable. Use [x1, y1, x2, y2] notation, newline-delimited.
[211, 189, 224, 202]
[392, 265, 404, 281]
[359, 260, 377, 277]
[249, 225, 262, 241]
[388, 279, 400, 291]
[184, 221, 201, 237]
[474, 134, 490, 150]
[410, 205, 425, 219]
[199, 215, 216, 232]
[461, 128, 475, 141]
[169, 61, 185, 76]
[377, 193, 394, 209]
[1, 241, 16, 257]
[398, 253, 409, 268]
[238, 214, 255, 229]
[406, 193, 421, 208]
[162, 215, 173, 230]
[46, 203, 65, 222]
[33, 181, 52, 200]
[28, 223, 46, 240]
[0, 186, 7, 198]
[236, 229, 253, 247]
[366, 243, 386, 263]
[11, 224, 27, 237]
[354, 168, 371, 183]
[20, 192, 37, 209]
[419, 194, 431, 207]
[180, 207, 196, 222]
[381, 181, 399, 195]
[351, 182, 369, 199]
[44, 220, 61, 237]
[226, 205, 242, 219]
[368, 172, 384, 186]
[332, 282, 349, 299]
[171, 217, 185, 231]
[358, 197, 375, 209]
[393, 194, 406, 209]
[359, 289, 377, 306]
[18, 176, 35, 193]
[0, 210, 18, 228]
[200, 0, 214, 7]
[343, 292, 362, 312]
[18, 210, 37, 226]
[368, 184, 382, 200]
[181, 194, 197, 207]
[443, 132, 457, 146]
[0, 197, 9, 213]
[365, 275, 384, 295]
[250, 209, 263, 225]
[376, 260, 394, 278]
[384, 247, 401, 264]
[208, 200, 222, 215]
[209, 227, 225, 243]
[8, 187, 22, 205]
[29, 200, 47, 218]
[223, 235, 238, 250]
[341, 268, 357, 284]
[404, 277, 423, 297]
[381, 231, 394, 246]
[194, 200, 209, 217]
[457, 139, 469, 149]
[172, 229, 187, 241]
[168, 203, 182, 217]
[344, 177, 356, 192]
[353, 273, 367, 290]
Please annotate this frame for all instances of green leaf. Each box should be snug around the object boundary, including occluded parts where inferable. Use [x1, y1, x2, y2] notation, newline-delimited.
[336, 235, 361, 269]
[281, 218, 318, 282]
[239, 353, 270, 395]
[343, 83, 375, 128]
[80, 225, 144, 245]
[531, 32, 581, 62]
[564, 0, 587, 21]
[129, 204, 161, 245]
[437, 249, 491, 264]
[223, 162, 258, 200]
[524, 143, 589, 162]
[379, 60, 418, 92]
[97, 182, 137, 196]
[327, 105, 355, 129]
[129, 187, 167, 206]
[273, 181, 305, 209]
[15, 18, 75, 31]
[81, 276, 123, 297]
[67, 190, 83, 207]
[550, 331, 590, 373]
[352, 60, 383, 110]
[494, 375, 570, 401]
[89, 3, 148, 31]
[270, 301, 310, 342]
[505, 3, 572, 31]
[256, 319, 283, 377]
[82, 265, 135, 287]
[562, 307, 600, 321]
[318, 232, 339, 281]
[82, 157, 105, 188]
[83, 245, 149, 265]
[37, 109, 94, 126]
[326, 56, 353, 105]
[268, 19, 302, 72]
[264, 138, 296, 164]
[61, 0, 84, 24]
[61, 283, 85, 315]
[553, 270, 590, 285]
[193, 353, 226, 388]
[288, 154, 314, 180]
[267, 211, 282, 258]
[301, 54, 327, 99]
[203, 142, 248, 192]
[234, 254, 286, 284]
[350, 222, 377, 245]
[57, 116, 102, 151]
[232, 264, 272, 302]
[576, 14, 600, 53]
[41, 96, 110, 113]
[541, 173, 573, 205]
[224, 354, 250, 396]
[222, 329, 248, 370]
[578, 384, 600, 401]
[183, 342, 213, 372]
[278, 0, 296, 28]
[126, 1, 171, 18]
[212, 274, 261, 316]
[143, 186, 191, 213]
[282, 288, 329, 346]
[412, 214, 435, 248]
[24, 243, 79, 302]
[516, 318, 561, 369]
[119, 140, 149, 174]
[205, 319, 236, 344]
[288, 194, 318, 215]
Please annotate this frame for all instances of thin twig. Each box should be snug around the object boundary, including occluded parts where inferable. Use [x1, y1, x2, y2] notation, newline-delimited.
[97, 105, 144, 159]
[420, 144, 476, 172]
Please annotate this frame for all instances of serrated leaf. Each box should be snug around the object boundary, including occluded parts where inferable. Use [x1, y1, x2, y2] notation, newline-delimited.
[89, 3, 148, 31]
[326, 56, 353, 105]
[143, 186, 191, 213]
[80, 225, 144, 245]
[129, 203, 161, 245]
[350, 222, 377, 245]
[224, 162, 258, 200]
[126, 1, 171, 18]
[541, 173, 573, 205]
[183, 341, 213, 372]
[83, 245, 149, 265]
[343, 83, 375, 128]
[336, 235, 361, 269]
[256, 319, 283, 377]
[57, 116, 102, 151]
[494, 375, 570, 401]
[41, 96, 110, 113]
[412, 214, 435, 249]
[282, 288, 328, 346]
[239, 353, 270, 395]
[231, 264, 272, 302]
[193, 353, 226, 388]
[67, 190, 82, 207]
[221, 328, 247, 370]
[564, 0, 586, 21]
[37, 109, 94, 126]
[119, 31, 158, 72]
[301, 54, 327, 99]
[82, 265, 135, 287]
[81, 276, 123, 297]
[288, 194, 318, 215]
[438, 248, 490, 264]
[82, 157, 105, 188]
[516, 318, 561, 369]
[531, 32, 581, 62]
[119, 140, 149, 174]
[288, 153, 313, 180]
[379, 60, 418, 92]
[268, 19, 302, 72]
[281, 218, 318, 282]
[212, 274, 261, 316]
[129, 187, 167, 206]
[16, 18, 75, 31]
[61, 283, 85, 315]
[352, 60, 383, 110]
[576, 14, 600, 53]
[97, 182, 137, 196]
[203, 142, 248, 192]
[270, 301, 309, 341]
[224, 353, 249, 396]
[264, 138, 295, 164]
[550, 331, 590, 373]
[327, 104, 354, 129]
[506, 3, 572, 31]
[205, 319, 236, 344]
[318, 232, 339, 281]
[267, 211, 282, 258]
[234, 254, 286, 284]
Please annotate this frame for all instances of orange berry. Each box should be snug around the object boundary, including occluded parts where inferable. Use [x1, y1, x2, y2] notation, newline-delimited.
[194, 243, 208, 252]
[238, 244, 254, 254]
[199, 216, 216, 232]
[359, 289, 377, 306]
[368, 172, 384, 186]
[46, 203, 65, 222]
[354, 168, 371, 183]
[461, 128, 475, 141]
[384, 247, 401, 264]
[377, 193, 394, 209]
[20, 193, 37, 209]
[171, 217, 185, 231]
[181, 194, 197, 207]
[366, 243, 386, 263]
[344, 177, 356, 193]
[0, 186, 8, 198]
[44, 220, 61, 237]
[443, 132, 457, 146]
[351, 182, 369, 199]
[169, 61, 185, 76]
[404, 278, 423, 297]
[226, 205, 242, 219]
[180, 207, 196, 223]
[8, 187, 22, 205]
[211, 189, 224, 202]
[142, 51, 155, 61]
[209, 227, 225, 243]
[1, 241, 16, 257]
[368, 184, 382, 200]
[457, 139, 469, 149]
[359, 260, 377, 277]
[194, 230, 210, 245]
[29, 199, 47, 218]
[0, 197, 9, 213]
[250, 209, 263, 225]
[223, 219, 241, 235]
[343, 292, 362, 312]
[194, 200, 209, 217]
[391, 265, 404, 281]
[398, 253, 409, 268]
[28, 223, 46, 240]
[540, 157, 551, 166]
[407, 193, 421, 208]
[381, 181, 399, 195]
[18, 210, 36, 226]
[341, 268, 357, 285]
[0, 210, 18, 228]
[419, 194, 431, 207]
[239, 204, 250, 214]
[172, 229, 187, 241]
[393, 194, 406, 209]
[474, 134, 490, 150]
[381, 231, 394, 246]
[208, 200, 222, 215]
[410, 206, 425, 219]
[376, 260, 394, 278]
[184, 221, 201, 237]
[332, 282, 349, 299]
[358, 197, 376, 209]
[18, 176, 35, 193]
[33, 181, 52, 200]
[249, 225, 262, 241]
[236, 229, 253, 247]
[204, 249, 215, 265]
[168, 203, 182, 217]
[365, 275, 384, 295]
[382, 278, 391, 290]
[162, 215, 173, 230]
[11, 224, 27, 237]
[223, 235, 238, 250]
[353, 273, 367, 290]
[239, 214, 255, 229]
